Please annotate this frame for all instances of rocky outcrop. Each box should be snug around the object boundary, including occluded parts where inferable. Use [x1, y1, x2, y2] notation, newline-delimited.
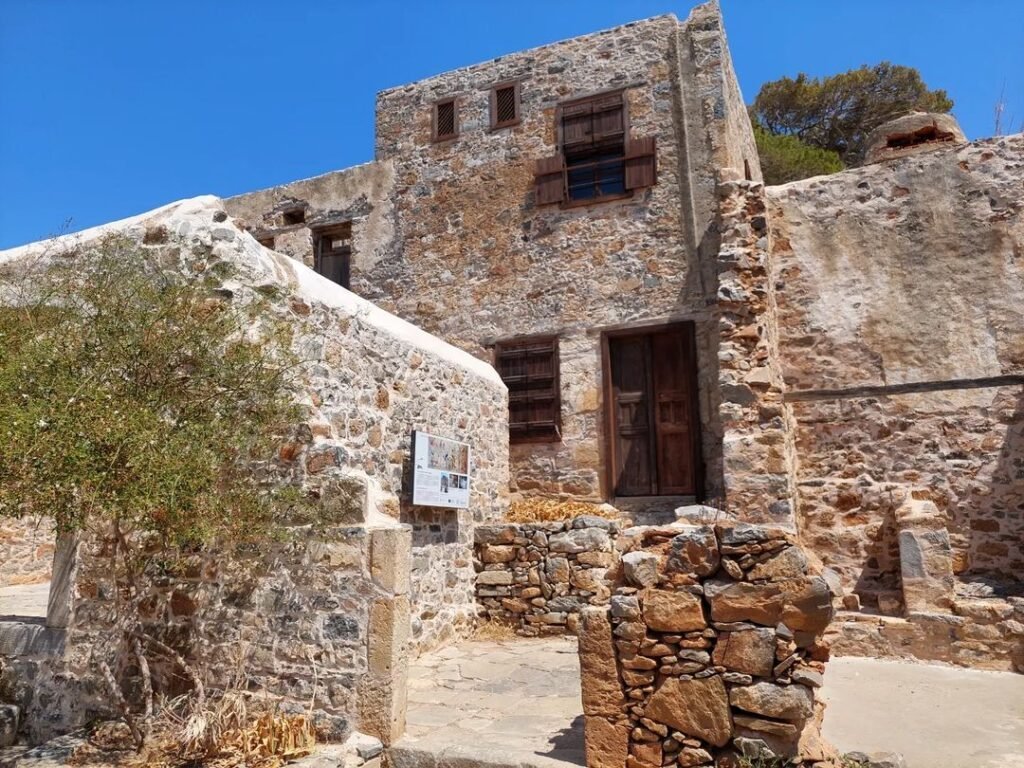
[579, 522, 836, 766]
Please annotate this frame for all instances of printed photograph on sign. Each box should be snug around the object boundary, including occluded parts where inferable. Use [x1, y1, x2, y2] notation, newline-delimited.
[411, 430, 471, 509]
[427, 435, 469, 474]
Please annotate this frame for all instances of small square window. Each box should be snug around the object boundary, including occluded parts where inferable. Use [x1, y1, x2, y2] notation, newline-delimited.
[432, 98, 457, 142]
[490, 82, 521, 130]
[283, 209, 305, 225]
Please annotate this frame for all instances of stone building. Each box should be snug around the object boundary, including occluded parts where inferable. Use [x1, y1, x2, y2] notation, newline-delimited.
[2, 0, 1023, 752]
[225, 2, 1023, 611]
[225, 2, 760, 511]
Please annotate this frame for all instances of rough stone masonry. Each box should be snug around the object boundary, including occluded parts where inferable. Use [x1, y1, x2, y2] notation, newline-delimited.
[579, 521, 836, 767]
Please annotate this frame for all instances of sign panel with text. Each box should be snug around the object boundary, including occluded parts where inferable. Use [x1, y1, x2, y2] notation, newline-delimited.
[411, 430, 471, 509]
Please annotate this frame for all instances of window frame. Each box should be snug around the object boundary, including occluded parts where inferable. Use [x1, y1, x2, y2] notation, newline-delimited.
[431, 97, 458, 143]
[313, 222, 353, 290]
[493, 334, 562, 444]
[557, 89, 631, 206]
[489, 80, 522, 131]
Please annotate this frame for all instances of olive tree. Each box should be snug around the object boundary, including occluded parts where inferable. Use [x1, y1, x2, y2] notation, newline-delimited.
[0, 233, 304, 747]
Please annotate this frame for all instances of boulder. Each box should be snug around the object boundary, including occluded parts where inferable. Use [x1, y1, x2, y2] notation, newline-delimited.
[712, 628, 776, 677]
[641, 588, 706, 632]
[622, 551, 660, 588]
[644, 675, 733, 747]
[747, 547, 808, 581]
[583, 716, 630, 768]
[578, 608, 627, 718]
[550, 528, 611, 554]
[729, 681, 814, 722]
[705, 579, 785, 626]
[666, 526, 720, 577]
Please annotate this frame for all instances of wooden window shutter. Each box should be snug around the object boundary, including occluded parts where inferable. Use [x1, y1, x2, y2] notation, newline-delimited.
[496, 336, 561, 443]
[624, 136, 657, 190]
[534, 155, 565, 205]
[490, 82, 520, 129]
[591, 94, 624, 143]
[561, 101, 594, 149]
[432, 98, 457, 142]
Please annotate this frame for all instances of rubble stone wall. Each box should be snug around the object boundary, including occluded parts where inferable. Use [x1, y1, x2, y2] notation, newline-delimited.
[0, 197, 510, 742]
[579, 522, 835, 767]
[767, 135, 1024, 597]
[474, 517, 620, 634]
[0, 519, 54, 589]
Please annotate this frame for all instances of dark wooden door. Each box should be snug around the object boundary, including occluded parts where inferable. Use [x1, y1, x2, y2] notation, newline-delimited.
[609, 336, 656, 495]
[607, 324, 700, 497]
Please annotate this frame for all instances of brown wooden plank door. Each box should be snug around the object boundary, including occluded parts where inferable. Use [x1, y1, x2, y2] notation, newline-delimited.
[607, 324, 701, 497]
[651, 328, 699, 496]
[608, 335, 656, 496]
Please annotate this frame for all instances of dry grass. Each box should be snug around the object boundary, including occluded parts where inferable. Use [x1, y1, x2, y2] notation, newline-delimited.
[506, 497, 620, 523]
[471, 618, 520, 642]
[69, 692, 316, 768]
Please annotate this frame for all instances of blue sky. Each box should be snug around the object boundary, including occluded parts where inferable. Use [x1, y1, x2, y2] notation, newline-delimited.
[1, 1, 1022, 249]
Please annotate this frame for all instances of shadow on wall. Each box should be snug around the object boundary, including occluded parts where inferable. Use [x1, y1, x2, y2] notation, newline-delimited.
[965, 386, 1024, 589]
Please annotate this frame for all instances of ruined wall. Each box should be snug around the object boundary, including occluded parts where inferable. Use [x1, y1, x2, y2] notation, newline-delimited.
[0, 197, 509, 741]
[474, 516, 620, 634]
[0, 519, 53, 589]
[223, 161, 395, 293]
[767, 135, 1024, 598]
[578, 522, 835, 767]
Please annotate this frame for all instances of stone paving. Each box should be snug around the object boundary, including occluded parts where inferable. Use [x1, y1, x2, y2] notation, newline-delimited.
[392, 637, 585, 768]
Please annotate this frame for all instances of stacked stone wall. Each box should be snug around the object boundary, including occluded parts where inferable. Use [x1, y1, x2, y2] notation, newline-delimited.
[474, 517, 620, 634]
[0, 519, 54, 589]
[579, 522, 835, 767]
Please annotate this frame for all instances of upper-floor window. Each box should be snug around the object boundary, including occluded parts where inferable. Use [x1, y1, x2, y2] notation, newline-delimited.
[314, 223, 352, 290]
[432, 98, 458, 142]
[490, 82, 521, 130]
[494, 336, 561, 443]
[534, 90, 656, 206]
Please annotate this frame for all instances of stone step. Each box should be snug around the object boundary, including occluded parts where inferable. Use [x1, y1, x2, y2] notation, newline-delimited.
[0, 620, 65, 658]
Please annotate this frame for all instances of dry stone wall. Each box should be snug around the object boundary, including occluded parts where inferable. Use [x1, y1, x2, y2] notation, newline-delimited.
[474, 517, 620, 634]
[0, 520, 54, 589]
[579, 522, 835, 767]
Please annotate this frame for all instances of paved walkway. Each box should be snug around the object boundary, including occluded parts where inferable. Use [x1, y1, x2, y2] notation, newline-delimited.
[0, 581, 48, 619]
[395, 638, 1024, 768]
[821, 656, 1024, 768]
[393, 637, 584, 768]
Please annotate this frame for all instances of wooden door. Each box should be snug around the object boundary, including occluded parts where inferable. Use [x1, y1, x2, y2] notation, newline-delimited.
[608, 336, 656, 496]
[606, 324, 700, 497]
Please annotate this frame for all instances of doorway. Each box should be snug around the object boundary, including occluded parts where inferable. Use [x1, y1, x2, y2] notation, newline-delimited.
[603, 322, 702, 498]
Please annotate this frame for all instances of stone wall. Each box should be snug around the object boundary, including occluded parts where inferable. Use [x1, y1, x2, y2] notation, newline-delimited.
[767, 134, 1024, 597]
[474, 517, 620, 634]
[0, 519, 54, 589]
[578, 522, 835, 767]
[0, 196, 510, 742]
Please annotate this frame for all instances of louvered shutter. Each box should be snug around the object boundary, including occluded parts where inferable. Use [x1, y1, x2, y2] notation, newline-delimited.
[624, 136, 657, 190]
[534, 155, 565, 205]
[591, 94, 624, 143]
[561, 101, 594, 149]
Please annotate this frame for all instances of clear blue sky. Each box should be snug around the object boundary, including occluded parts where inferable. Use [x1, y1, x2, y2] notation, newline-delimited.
[2, 1, 1022, 249]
